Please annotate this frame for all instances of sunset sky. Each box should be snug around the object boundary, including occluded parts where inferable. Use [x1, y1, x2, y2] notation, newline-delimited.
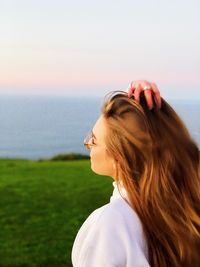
[1, 0, 200, 98]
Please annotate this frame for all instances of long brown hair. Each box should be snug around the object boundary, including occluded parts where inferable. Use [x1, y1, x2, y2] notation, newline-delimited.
[101, 90, 200, 267]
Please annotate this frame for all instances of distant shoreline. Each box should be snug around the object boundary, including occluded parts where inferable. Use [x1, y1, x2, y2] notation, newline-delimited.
[0, 151, 199, 161]
[0, 152, 90, 161]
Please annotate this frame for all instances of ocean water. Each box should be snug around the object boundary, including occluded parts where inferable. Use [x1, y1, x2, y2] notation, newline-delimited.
[0, 95, 199, 160]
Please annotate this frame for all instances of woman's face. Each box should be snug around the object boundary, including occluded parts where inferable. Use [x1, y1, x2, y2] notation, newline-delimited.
[89, 115, 116, 179]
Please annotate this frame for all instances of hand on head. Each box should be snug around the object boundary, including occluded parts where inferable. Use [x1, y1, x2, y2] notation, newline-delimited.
[126, 80, 162, 110]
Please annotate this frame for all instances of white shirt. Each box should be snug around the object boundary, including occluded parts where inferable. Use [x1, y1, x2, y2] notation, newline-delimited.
[71, 181, 150, 267]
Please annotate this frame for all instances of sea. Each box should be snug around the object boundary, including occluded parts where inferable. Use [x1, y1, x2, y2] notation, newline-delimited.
[0, 94, 199, 160]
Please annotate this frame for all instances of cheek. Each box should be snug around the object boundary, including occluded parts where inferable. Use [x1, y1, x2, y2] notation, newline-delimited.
[90, 148, 114, 176]
[90, 147, 103, 161]
[90, 147, 106, 164]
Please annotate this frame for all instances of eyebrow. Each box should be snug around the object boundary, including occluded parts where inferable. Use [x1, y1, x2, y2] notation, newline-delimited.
[92, 130, 97, 139]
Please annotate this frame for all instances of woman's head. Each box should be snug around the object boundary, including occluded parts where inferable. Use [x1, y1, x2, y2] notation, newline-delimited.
[89, 90, 200, 267]
[89, 91, 154, 180]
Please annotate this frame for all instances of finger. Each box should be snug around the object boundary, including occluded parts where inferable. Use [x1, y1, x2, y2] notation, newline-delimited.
[127, 82, 136, 97]
[134, 84, 143, 103]
[139, 81, 153, 108]
[144, 90, 154, 109]
[127, 86, 135, 98]
[150, 83, 162, 108]
[140, 81, 151, 90]
[128, 80, 142, 97]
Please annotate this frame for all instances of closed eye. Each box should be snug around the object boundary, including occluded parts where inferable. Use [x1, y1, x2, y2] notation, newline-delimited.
[91, 137, 96, 145]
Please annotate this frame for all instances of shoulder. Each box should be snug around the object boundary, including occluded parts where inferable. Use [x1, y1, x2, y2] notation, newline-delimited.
[88, 200, 149, 263]
[93, 198, 148, 253]
[96, 198, 143, 231]
[78, 201, 126, 236]
[72, 199, 150, 266]
[89, 198, 145, 243]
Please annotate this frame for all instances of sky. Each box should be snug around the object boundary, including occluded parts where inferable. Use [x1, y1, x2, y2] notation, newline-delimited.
[0, 0, 200, 99]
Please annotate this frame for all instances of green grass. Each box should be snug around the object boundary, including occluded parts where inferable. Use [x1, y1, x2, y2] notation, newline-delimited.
[0, 158, 113, 267]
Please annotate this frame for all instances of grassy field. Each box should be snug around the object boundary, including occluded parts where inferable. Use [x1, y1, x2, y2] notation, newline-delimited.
[0, 158, 113, 267]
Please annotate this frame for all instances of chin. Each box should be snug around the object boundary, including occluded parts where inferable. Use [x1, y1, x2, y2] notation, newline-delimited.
[90, 163, 99, 174]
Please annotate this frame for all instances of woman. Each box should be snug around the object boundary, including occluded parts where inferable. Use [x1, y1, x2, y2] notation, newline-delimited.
[71, 80, 200, 267]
